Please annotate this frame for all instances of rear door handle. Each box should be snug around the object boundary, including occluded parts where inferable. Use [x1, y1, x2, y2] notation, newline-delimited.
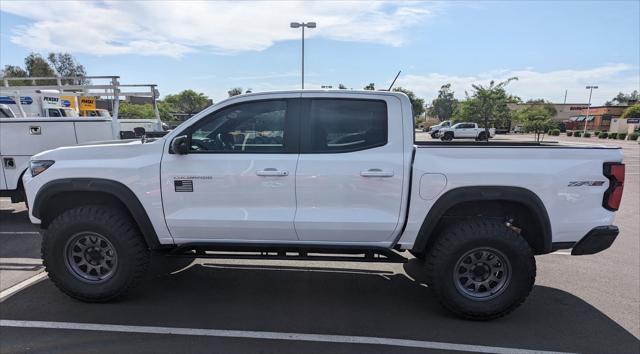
[360, 169, 394, 177]
[256, 168, 289, 177]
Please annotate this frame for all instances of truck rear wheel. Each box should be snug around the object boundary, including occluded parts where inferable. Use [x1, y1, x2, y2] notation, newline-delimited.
[42, 206, 150, 302]
[425, 219, 535, 320]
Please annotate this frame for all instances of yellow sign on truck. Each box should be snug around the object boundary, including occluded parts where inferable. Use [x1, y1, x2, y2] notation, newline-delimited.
[80, 97, 96, 111]
[60, 96, 77, 110]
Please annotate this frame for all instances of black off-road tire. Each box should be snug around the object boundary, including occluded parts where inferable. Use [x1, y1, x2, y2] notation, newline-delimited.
[425, 219, 535, 320]
[477, 132, 487, 141]
[441, 132, 454, 142]
[430, 132, 439, 139]
[42, 206, 150, 302]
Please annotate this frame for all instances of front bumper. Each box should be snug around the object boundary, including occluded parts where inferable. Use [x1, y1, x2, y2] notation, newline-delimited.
[571, 226, 619, 255]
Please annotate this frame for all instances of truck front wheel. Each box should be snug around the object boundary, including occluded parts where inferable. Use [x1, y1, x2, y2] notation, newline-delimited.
[425, 219, 535, 320]
[441, 132, 453, 142]
[42, 206, 150, 302]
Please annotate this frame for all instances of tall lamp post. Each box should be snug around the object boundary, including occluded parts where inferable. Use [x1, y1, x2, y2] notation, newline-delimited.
[584, 85, 598, 134]
[290, 21, 316, 89]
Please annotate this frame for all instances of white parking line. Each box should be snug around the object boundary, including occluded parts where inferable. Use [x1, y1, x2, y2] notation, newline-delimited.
[0, 319, 574, 354]
[0, 271, 48, 302]
[0, 231, 40, 235]
[552, 250, 572, 256]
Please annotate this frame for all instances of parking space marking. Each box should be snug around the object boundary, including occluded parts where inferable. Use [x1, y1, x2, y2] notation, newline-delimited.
[0, 231, 40, 235]
[0, 272, 47, 302]
[0, 319, 575, 354]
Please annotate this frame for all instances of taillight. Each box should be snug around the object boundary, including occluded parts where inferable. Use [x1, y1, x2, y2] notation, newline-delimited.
[603, 162, 625, 211]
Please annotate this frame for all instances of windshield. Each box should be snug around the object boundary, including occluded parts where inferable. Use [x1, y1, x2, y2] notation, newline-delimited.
[61, 108, 79, 117]
[0, 108, 13, 118]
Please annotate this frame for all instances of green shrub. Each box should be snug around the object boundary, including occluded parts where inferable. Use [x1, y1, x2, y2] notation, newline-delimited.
[594, 131, 601, 136]
[618, 133, 627, 140]
[584, 132, 592, 138]
[598, 132, 608, 139]
[574, 131, 582, 137]
[566, 131, 573, 136]
[609, 133, 618, 139]
[549, 129, 560, 136]
[628, 132, 639, 141]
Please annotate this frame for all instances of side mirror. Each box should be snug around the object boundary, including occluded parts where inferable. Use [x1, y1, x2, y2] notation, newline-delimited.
[171, 135, 189, 155]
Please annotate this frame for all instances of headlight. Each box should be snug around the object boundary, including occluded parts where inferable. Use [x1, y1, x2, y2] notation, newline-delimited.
[29, 160, 55, 177]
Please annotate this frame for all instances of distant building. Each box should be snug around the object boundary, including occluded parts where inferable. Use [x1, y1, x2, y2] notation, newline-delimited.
[507, 103, 589, 121]
[565, 106, 628, 131]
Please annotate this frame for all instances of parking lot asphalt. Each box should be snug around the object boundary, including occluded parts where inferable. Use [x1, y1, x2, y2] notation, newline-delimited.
[0, 133, 638, 354]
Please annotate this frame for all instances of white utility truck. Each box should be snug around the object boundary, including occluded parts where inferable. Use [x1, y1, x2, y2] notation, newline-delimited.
[24, 90, 625, 320]
[437, 122, 496, 141]
[0, 91, 79, 118]
[0, 76, 166, 203]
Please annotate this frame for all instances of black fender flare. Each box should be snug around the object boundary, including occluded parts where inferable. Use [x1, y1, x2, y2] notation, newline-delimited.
[411, 186, 552, 254]
[32, 178, 160, 249]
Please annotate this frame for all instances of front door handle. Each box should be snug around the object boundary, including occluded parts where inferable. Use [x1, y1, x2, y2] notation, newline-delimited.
[256, 168, 289, 177]
[360, 168, 394, 177]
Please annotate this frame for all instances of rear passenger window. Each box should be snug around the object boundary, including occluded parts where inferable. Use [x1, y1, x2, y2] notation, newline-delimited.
[307, 99, 387, 153]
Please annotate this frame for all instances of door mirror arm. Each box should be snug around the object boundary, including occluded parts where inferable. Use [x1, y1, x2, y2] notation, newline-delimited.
[170, 135, 189, 155]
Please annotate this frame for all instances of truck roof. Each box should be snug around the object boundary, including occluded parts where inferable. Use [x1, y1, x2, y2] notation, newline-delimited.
[213, 89, 408, 105]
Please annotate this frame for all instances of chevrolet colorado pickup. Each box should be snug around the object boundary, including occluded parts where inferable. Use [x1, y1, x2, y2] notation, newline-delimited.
[23, 90, 625, 320]
[437, 122, 496, 141]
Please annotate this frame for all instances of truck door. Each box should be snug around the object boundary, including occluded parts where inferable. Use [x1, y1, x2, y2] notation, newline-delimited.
[161, 98, 301, 242]
[294, 95, 405, 243]
[459, 123, 474, 138]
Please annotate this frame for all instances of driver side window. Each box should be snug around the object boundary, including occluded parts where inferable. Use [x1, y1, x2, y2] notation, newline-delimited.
[189, 100, 287, 153]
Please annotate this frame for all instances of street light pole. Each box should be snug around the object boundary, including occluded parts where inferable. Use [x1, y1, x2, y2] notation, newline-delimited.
[584, 85, 598, 134]
[290, 21, 316, 89]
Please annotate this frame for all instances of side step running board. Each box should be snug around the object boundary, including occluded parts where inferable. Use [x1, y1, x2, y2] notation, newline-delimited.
[165, 244, 408, 263]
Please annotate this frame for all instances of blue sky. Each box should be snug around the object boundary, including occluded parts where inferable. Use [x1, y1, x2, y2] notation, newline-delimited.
[1, 1, 638, 105]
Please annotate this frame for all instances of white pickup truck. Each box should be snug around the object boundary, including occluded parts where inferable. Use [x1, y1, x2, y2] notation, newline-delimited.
[23, 90, 625, 320]
[438, 122, 496, 141]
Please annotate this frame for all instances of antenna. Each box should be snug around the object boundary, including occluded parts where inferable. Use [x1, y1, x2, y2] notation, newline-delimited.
[387, 70, 401, 91]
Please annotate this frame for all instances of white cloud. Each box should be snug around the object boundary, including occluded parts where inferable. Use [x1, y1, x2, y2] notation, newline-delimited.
[1, 1, 434, 58]
[395, 64, 640, 105]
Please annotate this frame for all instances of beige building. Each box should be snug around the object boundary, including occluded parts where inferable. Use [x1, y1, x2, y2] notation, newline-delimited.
[508, 103, 589, 121]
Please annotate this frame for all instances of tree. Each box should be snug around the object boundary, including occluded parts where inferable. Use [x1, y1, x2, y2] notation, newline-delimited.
[392, 87, 425, 118]
[164, 89, 209, 114]
[621, 103, 640, 118]
[227, 87, 243, 97]
[0, 65, 31, 85]
[338, 84, 347, 90]
[525, 98, 557, 116]
[157, 101, 178, 121]
[606, 91, 639, 106]
[513, 105, 556, 142]
[455, 77, 518, 131]
[1, 52, 87, 85]
[363, 83, 375, 90]
[118, 102, 157, 119]
[428, 83, 458, 121]
[23, 53, 56, 85]
[47, 52, 89, 84]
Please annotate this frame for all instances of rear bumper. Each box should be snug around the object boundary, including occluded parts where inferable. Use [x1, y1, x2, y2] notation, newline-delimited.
[565, 226, 619, 255]
[552, 225, 620, 256]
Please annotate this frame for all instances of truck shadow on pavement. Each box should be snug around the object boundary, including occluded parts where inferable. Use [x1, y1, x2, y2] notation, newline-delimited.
[1, 259, 639, 354]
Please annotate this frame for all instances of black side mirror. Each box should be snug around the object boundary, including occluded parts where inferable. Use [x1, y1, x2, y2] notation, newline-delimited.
[171, 135, 189, 155]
